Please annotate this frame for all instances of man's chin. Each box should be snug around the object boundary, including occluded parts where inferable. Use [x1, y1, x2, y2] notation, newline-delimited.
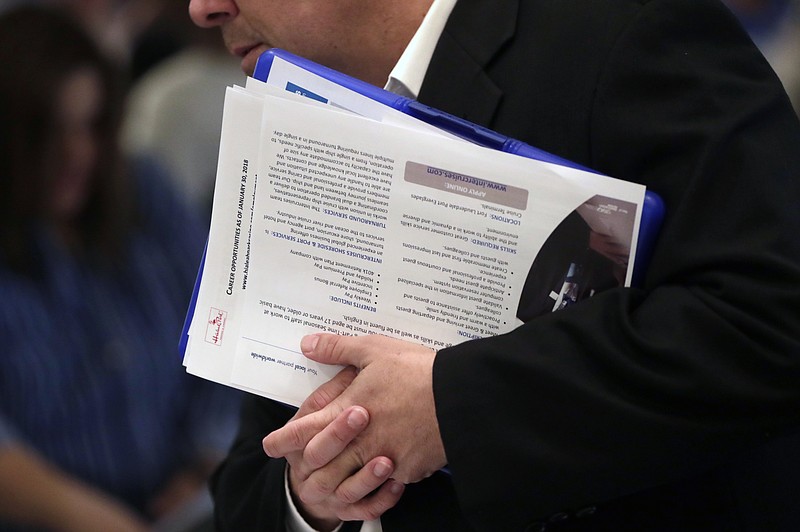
[241, 45, 269, 76]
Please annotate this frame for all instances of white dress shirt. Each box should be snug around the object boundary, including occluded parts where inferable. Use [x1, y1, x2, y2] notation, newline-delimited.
[385, 0, 458, 99]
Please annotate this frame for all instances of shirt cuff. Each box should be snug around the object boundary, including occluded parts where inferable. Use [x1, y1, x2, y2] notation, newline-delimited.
[284, 464, 344, 532]
[283, 465, 384, 532]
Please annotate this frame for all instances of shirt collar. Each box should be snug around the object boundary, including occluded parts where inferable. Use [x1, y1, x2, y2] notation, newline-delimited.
[384, 0, 458, 99]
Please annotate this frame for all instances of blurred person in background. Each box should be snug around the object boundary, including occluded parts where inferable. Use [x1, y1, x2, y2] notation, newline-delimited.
[122, 0, 244, 218]
[53, 0, 164, 74]
[724, 0, 800, 112]
[0, 5, 240, 531]
[7, 0, 183, 80]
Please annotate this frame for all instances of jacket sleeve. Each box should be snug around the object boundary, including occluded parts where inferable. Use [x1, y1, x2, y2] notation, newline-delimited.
[432, 0, 800, 528]
[210, 395, 295, 531]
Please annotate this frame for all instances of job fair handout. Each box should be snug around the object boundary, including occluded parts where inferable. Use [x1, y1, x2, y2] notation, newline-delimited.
[182, 60, 647, 407]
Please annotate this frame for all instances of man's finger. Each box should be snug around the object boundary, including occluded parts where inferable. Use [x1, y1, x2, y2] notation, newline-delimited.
[301, 333, 404, 368]
[336, 479, 405, 522]
[303, 406, 369, 470]
[301, 333, 375, 368]
[293, 366, 358, 420]
[334, 456, 395, 505]
[297, 449, 370, 506]
[263, 407, 339, 458]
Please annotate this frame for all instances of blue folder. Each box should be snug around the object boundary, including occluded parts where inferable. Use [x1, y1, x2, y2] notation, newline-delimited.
[254, 48, 665, 287]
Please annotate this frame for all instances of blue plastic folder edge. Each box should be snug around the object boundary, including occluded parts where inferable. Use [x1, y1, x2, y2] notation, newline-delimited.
[178, 49, 665, 356]
[255, 49, 664, 283]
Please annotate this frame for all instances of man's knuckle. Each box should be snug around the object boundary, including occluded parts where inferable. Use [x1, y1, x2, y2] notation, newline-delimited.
[326, 334, 353, 364]
[309, 388, 331, 411]
[335, 507, 354, 522]
[316, 333, 334, 353]
[360, 502, 383, 522]
[303, 445, 326, 468]
[300, 477, 332, 503]
[350, 442, 372, 469]
[335, 483, 360, 504]
[315, 479, 334, 498]
[288, 424, 307, 449]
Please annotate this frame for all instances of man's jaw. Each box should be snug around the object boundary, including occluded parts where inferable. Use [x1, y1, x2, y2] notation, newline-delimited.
[230, 42, 270, 76]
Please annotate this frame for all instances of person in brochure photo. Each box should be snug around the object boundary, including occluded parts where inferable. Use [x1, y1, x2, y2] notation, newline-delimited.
[0, 5, 241, 531]
[189, 0, 800, 531]
[517, 194, 637, 321]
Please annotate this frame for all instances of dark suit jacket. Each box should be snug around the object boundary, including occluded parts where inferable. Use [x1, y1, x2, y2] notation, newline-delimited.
[211, 0, 800, 530]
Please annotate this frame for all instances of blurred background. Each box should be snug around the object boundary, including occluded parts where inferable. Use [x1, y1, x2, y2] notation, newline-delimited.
[723, 0, 800, 113]
[1, 0, 245, 220]
[0, 2, 243, 531]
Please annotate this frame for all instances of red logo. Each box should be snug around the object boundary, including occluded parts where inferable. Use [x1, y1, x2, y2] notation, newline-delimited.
[206, 307, 227, 346]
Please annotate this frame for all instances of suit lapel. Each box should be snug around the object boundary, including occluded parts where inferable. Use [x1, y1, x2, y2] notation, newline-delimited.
[418, 0, 518, 127]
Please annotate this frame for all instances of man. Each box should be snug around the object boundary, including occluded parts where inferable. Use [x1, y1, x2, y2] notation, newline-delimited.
[189, 0, 800, 530]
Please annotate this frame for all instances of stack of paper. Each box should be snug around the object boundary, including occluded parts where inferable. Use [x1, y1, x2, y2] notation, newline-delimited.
[181, 54, 649, 407]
